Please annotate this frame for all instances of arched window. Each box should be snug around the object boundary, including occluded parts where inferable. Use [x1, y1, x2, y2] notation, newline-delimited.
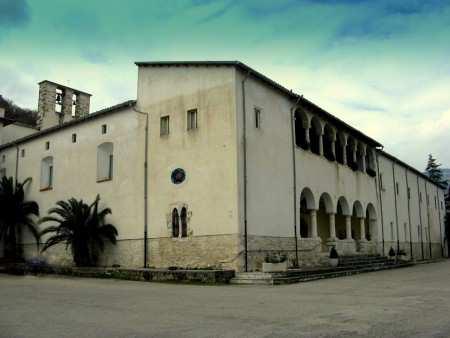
[40, 156, 54, 190]
[172, 208, 179, 238]
[310, 117, 322, 155]
[180, 207, 188, 238]
[97, 142, 114, 181]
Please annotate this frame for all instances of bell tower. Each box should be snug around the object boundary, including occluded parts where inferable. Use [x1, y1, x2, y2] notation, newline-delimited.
[37, 80, 91, 130]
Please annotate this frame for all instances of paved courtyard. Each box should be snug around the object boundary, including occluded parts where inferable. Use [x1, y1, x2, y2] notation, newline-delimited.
[1, 261, 450, 338]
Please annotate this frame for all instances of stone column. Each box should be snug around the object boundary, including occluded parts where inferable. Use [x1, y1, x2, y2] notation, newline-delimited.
[345, 215, 352, 239]
[318, 130, 324, 156]
[330, 132, 336, 159]
[360, 218, 366, 240]
[360, 144, 367, 172]
[341, 134, 347, 165]
[329, 213, 336, 239]
[310, 210, 318, 238]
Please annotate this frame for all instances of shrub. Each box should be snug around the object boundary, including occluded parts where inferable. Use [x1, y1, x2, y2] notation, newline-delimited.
[264, 252, 287, 263]
[389, 247, 396, 257]
[329, 246, 339, 259]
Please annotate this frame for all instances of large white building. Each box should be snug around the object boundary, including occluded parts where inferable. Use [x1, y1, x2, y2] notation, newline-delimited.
[0, 61, 446, 271]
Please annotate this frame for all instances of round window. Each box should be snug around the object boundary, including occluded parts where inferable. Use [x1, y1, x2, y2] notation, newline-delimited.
[171, 168, 186, 184]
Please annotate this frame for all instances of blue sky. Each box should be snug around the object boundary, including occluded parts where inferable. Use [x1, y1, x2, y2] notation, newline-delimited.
[1, 0, 450, 169]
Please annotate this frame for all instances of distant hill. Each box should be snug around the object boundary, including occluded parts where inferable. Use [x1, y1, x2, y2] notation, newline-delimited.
[0, 95, 38, 127]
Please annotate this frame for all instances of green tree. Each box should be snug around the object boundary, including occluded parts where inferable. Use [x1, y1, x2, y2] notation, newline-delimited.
[40, 195, 118, 267]
[0, 177, 40, 261]
[425, 154, 444, 185]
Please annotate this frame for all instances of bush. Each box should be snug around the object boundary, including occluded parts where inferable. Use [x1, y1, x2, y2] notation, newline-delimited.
[389, 247, 396, 257]
[329, 246, 339, 259]
[264, 252, 287, 263]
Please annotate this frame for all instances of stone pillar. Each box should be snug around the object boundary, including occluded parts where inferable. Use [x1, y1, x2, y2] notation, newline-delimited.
[310, 210, 318, 239]
[330, 132, 336, 159]
[341, 134, 347, 165]
[360, 218, 366, 240]
[329, 213, 336, 239]
[318, 130, 324, 156]
[360, 144, 367, 172]
[345, 215, 352, 239]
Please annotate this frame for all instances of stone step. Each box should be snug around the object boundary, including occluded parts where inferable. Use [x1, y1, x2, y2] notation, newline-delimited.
[230, 261, 413, 285]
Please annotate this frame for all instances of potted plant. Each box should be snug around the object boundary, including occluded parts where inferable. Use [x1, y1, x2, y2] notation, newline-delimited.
[329, 246, 339, 267]
[262, 252, 288, 272]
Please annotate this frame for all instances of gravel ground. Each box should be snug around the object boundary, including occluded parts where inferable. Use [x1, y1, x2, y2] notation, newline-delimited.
[1, 261, 450, 338]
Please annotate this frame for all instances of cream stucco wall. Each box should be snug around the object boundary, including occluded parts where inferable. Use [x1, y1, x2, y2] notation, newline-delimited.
[137, 66, 240, 238]
[0, 107, 146, 266]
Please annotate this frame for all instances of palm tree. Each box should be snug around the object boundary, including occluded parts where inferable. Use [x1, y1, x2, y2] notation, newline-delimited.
[40, 195, 118, 267]
[0, 176, 40, 261]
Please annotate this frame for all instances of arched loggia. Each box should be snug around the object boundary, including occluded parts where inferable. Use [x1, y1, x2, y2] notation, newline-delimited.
[300, 188, 316, 238]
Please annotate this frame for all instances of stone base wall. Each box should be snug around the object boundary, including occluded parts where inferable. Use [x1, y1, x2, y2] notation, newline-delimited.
[19, 236, 444, 273]
[382, 241, 443, 261]
[149, 234, 242, 271]
[247, 236, 327, 272]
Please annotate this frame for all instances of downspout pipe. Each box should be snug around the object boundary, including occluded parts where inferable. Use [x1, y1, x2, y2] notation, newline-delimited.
[133, 106, 149, 268]
[436, 186, 444, 257]
[392, 163, 400, 256]
[375, 150, 385, 255]
[290, 96, 301, 267]
[424, 182, 432, 258]
[405, 168, 413, 259]
[417, 176, 424, 260]
[242, 71, 250, 272]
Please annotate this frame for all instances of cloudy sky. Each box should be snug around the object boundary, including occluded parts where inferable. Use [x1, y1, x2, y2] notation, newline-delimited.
[1, 0, 449, 169]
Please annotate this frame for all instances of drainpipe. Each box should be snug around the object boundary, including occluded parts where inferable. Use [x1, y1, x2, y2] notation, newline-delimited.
[14, 143, 19, 184]
[133, 106, 149, 268]
[242, 71, 250, 272]
[392, 163, 400, 256]
[290, 96, 301, 267]
[436, 186, 444, 257]
[405, 168, 413, 259]
[424, 182, 432, 258]
[417, 176, 424, 260]
[375, 150, 385, 255]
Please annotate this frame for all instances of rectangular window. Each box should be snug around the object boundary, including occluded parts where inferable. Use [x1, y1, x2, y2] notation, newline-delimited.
[102, 124, 107, 134]
[21, 149, 25, 158]
[45, 141, 50, 150]
[160, 116, 170, 136]
[187, 109, 198, 130]
[72, 133, 77, 143]
[254, 108, 261, 129]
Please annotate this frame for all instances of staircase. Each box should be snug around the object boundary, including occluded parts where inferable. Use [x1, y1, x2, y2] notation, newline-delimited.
[230, 255, 413, 285]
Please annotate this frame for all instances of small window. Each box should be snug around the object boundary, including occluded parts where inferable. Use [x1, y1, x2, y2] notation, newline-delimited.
[0, 168, 6, 178]
[40, 156, 54, 190]
[172, 208, 180, 238]
[45, 141, 50, 150]
[187, 109, 198, 130]
[180, 207, 188, 237]
[72, 133, 77, 143]
[21, 149, 25, 158]
[101, 124, 107, 134]
[97, 142, 114, 182]
[254, 108, 261, 129]
[160, 116, 170, 136]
